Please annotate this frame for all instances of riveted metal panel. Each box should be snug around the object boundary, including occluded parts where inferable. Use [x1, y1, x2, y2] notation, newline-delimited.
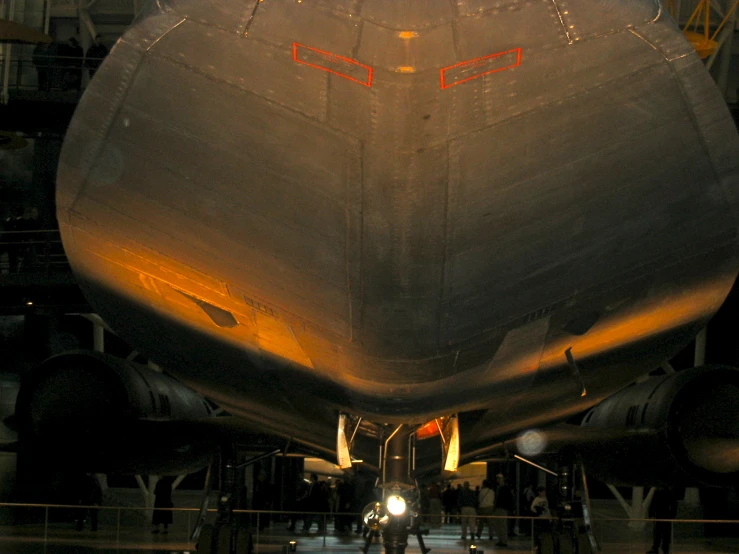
[247, 0, 361, 54]
[358, 21, 456, 73]
[148, 20, 329, 120]
[454, 2, 568, 61]
[361, 0, 455, 30]
[557, 0, 659, 42]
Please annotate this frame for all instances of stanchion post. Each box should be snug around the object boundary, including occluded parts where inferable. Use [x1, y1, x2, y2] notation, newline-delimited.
[323, 513, 327, 547]
[44, 506, 48, 542]
[256, 513, 260, 554]
[116, 508, 121, 545]
[531, 519, 534, 551]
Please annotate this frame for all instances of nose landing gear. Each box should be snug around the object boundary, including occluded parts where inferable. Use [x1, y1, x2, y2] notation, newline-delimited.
[357, 425, 433, 554]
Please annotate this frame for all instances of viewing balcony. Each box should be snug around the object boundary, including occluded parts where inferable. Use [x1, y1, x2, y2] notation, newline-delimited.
[0, 229, 89, 314]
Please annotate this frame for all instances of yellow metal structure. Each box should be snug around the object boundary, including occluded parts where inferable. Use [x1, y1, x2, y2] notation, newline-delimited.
[683, 0, 739, 58]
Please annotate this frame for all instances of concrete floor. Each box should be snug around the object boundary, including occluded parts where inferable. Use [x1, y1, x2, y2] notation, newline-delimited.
[0, 520, 737, 553]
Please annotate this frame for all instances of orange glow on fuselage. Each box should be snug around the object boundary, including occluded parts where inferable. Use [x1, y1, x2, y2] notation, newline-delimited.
[63, 222, 317, 371]
[538, 274, 734, 370]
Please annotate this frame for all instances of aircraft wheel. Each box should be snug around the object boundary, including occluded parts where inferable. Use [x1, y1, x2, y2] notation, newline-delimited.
[217, 524, 233, 554]
[577, 530, 591, 554]
[197, 524, 215, 553]
[539, 531, 555, 554]
[235, 526, 253, 553]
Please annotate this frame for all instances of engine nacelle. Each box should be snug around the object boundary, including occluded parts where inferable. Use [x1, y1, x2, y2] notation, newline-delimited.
[15, 351, 216, 474]
[578, 366, 739, 486]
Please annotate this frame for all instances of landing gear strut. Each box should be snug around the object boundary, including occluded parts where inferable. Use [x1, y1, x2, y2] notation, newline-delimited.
[194, 445, 280, 554]
[538, 459, 599, 554]
[360, 425, 430, 554]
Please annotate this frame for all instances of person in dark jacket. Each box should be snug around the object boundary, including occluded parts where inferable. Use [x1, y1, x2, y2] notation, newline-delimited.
[85, 35, 108, 79]
[32, 37, 56, 92]
[302, 473, 323, 532]
[1, 210, 21, 273]
[442, 483, 457, 523]
[494, 473, 515, 547]
[287, 477, 308, 532]
[647, 487, 678, 554]
[253, 470, 273, 531]
[428, 481, 443, 527]
[335, 478, 355, 533]
[458, 481, 477, 540]
[152, 477, 174, 534]
[76, 473, 102, 531]
[59, 37, 83, 90]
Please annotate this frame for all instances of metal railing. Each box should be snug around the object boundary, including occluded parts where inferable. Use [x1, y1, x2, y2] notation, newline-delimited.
[0, 228, 70, 275]
[1, 55, 105, 96]
[0, 503, 737, 553]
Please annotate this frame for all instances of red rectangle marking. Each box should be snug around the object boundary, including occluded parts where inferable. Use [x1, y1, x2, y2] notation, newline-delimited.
[293, 43, 373, 87]
[440, 48, 522, 89]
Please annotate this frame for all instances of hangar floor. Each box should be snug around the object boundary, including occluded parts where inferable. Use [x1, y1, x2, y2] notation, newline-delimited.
[0, 519, 737, 553]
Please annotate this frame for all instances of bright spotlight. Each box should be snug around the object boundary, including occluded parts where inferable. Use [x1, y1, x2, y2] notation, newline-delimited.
[386, 494, 406, 516]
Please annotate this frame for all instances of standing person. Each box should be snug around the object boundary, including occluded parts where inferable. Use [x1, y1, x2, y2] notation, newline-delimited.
[493, 473, 514, 547]
[15, 206, 39, 273]
[419, 483, 430, 525]
[85, 35, 108, 79]
[530, 486, 551, 554]
[302, 473, 321, 532]
[32, 38, 54, 92]
[442, 483, 455, 524]
[287, 477, 308, 532]
[316, 480, 331, 532]
[647, 487, 677, 554]
[454, 484, 463, 523]
[521, 482, 537, 536]
[476, 479, 495, 540]
[1, 210, 21, 273]
[458, 481, 477, 541]
[152, 477, 174, 534]
[60, 37, 83, 91]
[76, 473, 102, 531]
[335, 478, 354, 533]
[253, 470, 273, 531]
[428, 481, 443, 527]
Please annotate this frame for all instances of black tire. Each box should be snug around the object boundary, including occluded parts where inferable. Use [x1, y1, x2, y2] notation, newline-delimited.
[197, 524, 215, 554]
[217, 523, 233, 554]
[540, 531, 555, 554]
[235, 526, 253, 554]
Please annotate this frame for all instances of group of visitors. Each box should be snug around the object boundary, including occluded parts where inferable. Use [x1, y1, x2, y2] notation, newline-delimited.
[287, 474, 379, 536]
[32, 34, 109, 92]
[288, 473, 361, 533]
[455, 474, 516, 547]
[67, 469, 679, 553]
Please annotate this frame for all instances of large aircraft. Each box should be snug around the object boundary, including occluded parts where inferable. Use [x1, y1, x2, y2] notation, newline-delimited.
[13, 0, 739, 552]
